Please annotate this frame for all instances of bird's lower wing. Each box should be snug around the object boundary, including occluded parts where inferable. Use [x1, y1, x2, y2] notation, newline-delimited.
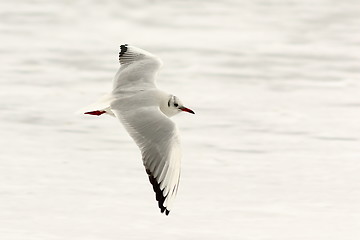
[113, 106, 181, 215]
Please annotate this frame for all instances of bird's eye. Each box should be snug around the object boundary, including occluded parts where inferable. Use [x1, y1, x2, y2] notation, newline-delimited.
[174, 103, 178, 107]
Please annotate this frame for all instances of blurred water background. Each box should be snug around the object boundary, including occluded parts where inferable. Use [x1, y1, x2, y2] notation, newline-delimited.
[1, 0, 360, 239]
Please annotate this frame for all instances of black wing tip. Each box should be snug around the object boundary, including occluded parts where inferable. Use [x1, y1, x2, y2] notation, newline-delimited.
[119, 44, 128, 57]
[146, 169, 171, 216]
[160, 206, 170, 216]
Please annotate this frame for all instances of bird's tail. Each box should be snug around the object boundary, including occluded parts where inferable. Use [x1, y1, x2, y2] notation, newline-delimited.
[77, 93, 115, 117]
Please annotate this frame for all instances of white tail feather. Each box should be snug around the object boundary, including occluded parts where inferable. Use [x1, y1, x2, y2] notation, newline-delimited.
[77, 93, 115, 116]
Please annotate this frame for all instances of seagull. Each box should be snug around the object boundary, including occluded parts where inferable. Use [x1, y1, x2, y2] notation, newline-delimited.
[84, 44, 194, 215]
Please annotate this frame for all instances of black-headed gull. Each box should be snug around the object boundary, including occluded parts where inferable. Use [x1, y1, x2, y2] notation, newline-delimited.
[84, 44, 194, 215]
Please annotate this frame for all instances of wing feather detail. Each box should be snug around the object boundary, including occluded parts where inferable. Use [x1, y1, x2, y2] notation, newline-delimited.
[112, 106, 181, 215]
[113, 44, 163, 94]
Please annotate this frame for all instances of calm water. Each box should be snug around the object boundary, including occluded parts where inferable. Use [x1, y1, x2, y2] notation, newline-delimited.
[1, 0, 360, 239]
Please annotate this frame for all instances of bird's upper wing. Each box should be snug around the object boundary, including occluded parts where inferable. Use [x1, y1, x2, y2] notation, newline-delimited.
[113, 44, 163, 94]
[112, 105, 181, 215]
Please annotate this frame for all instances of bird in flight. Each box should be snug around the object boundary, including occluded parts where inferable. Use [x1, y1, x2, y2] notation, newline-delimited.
[84, 44, 194, 215]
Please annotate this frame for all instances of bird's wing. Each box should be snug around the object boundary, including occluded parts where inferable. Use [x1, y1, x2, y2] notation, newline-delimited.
[113, 106, 181, 215]
[113, 44, 163, 93]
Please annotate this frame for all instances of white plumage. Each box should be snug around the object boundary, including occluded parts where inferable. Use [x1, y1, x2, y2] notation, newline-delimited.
[84, 44, 194, 215]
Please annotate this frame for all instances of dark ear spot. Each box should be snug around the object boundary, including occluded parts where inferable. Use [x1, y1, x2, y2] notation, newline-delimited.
[168, 98, 171, 107]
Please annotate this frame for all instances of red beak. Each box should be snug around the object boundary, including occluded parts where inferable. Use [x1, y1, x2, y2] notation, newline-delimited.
[179, 107, 195, 114]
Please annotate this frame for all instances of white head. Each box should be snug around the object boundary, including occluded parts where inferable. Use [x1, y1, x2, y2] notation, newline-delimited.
[160, 95, 195, 117]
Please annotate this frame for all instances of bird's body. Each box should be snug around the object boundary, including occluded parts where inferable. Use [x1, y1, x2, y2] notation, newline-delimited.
[84, 44, 194, 215]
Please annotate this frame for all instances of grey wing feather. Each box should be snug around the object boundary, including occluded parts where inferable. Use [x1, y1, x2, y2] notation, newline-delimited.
[113, 44, 163, 93]
[113, 106, 181, 215]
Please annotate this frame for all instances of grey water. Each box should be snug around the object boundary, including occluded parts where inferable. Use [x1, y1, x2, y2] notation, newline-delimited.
[1, 0, 360, 239]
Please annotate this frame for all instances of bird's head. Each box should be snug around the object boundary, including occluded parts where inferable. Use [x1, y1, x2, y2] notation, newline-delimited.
[165, 95, 195, 116]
